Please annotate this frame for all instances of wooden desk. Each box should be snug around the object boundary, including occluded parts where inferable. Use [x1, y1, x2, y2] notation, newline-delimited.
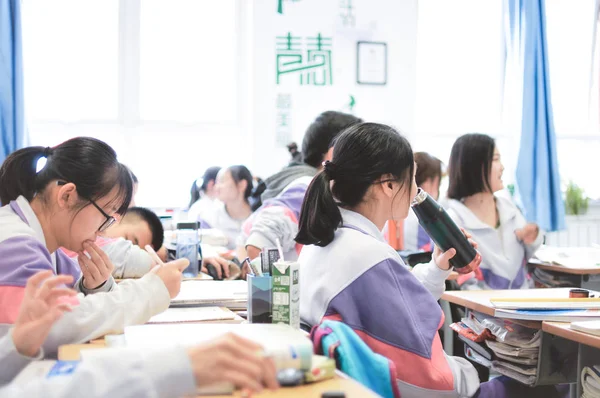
[528, 260, 600, 290]
[442, 289, 579, 387]
[543, 321, 600, 350]
[529, 261, 600, 275]
[442, 287, 574, 328]
[59, 342, 379, 397]
[542, 321, 600, 397]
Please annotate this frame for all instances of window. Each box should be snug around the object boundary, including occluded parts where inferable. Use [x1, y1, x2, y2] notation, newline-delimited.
[416, 0, 600, 200]
[21, 0, 246, 207]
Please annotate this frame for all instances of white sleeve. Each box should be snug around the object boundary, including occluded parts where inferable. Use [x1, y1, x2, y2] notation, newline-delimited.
[412, 260, 451, 300]
[101, 239, 153, 279]
[0, 330, 42, 385]
[245, 206, 298, 253]
[41, 273, 170, 357]
[0, 347, 196, 398]
[444, 352, 481, 397]
[76, 275, 116, 295]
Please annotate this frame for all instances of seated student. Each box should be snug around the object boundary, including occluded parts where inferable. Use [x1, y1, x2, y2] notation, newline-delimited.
[188, 166, 222, 221]
[403, 152, 443, 251]
[242, 111, 362, 261]
[446, 133, 543, 290]
[0, 270, 279, 397]
[0, 137, 188, 356]
[386, 152, 443, 252]
[296, 123, 566, 398]
[202, 165, 254, 250]
[61, 206, 164, 279]
[64, 206, 233, 279]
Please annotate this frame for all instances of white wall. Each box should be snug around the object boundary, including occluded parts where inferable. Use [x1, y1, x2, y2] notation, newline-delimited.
[248, 0, 418, 178]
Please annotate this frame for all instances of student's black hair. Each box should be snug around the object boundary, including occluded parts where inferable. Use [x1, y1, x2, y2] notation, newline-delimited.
[130, 171, 138, 184]
[124, 207, 164, 250]
[447, 133, 496, 200]
[188, 180, 201, 209]
[301, 111, 362, 168]
[227, 165, 254, 203]
[249, 177, 266, 211]
[0, 137, 132, 215]
[296, 123, 414, 247]
[200, 166, 221, 192]
[414, 152, 442, 187]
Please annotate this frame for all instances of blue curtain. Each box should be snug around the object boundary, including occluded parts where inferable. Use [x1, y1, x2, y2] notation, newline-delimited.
[0, 0, 26, 165]
[506, 0, 565, 232]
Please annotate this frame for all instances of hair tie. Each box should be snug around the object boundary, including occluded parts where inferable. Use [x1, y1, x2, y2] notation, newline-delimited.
[43, 147, 53, 157]
[322, 160, 337, 180]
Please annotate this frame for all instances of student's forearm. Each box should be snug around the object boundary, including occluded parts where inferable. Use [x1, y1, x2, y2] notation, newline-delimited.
[0, 347, 196, 398]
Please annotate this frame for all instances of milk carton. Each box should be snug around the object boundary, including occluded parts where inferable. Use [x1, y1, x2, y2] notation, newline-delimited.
[271, 261, 300, 329]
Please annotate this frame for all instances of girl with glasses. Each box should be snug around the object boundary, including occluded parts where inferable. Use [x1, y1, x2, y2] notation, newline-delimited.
[0, 137, 189, 357]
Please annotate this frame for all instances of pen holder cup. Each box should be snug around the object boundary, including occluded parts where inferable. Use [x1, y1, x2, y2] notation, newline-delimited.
[247, 275, 272, 324]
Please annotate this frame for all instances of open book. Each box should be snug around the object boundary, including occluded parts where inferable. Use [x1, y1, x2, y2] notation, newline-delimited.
[533, 246, 600, 269]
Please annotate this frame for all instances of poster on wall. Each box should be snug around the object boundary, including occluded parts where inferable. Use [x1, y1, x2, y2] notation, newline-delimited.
[276, 32, 333, 86]
[356, 41, 387, 85]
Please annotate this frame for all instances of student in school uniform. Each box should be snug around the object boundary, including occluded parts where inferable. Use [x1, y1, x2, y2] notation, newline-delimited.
[0, 270, 279, 397]
[0, 137, 188, 356]
[61, 206, 164, 279]
[188, 166, 222, 221]
[201, 165, 254, 250]
[445, 133, 543, 290]
[242, 111, 362, 262]
[395, 152, 443, 252]
[296, 123, 564, 398]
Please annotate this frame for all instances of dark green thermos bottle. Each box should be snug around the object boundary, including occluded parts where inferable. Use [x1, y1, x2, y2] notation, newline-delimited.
[411, 188, 482, 274]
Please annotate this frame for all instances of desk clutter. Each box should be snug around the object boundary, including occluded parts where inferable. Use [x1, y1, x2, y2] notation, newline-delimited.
[582, 365, 600, 398]
[451, 311, 542, 385]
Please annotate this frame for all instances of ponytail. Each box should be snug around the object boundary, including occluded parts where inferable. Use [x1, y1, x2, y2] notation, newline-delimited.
[295, 171, 342, 247]
[0, 137, 132, 215]
[0, 146, 47, 204]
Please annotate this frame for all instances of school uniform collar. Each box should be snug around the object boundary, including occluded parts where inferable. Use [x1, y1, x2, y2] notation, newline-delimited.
[11, 196, 47, 247]
[339, 207, 386, 243]
[446, 196, 518, 230]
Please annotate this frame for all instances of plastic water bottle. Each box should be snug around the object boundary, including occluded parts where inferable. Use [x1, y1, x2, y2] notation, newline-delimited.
[176, 222, 200, 277]
[411, 188, 482, 274]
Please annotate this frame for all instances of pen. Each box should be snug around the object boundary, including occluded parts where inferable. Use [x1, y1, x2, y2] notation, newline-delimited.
[145, 245, 165, 266]
[243, 257, 262, 276]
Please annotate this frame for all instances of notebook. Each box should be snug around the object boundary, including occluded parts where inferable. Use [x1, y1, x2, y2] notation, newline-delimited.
[147, 306, 237, 324]
[490, 297, 600, 310]
[171, 280, 247, 309]
[571, 320, 600, 336]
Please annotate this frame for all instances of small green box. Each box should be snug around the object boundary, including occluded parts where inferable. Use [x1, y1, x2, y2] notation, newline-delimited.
[271, 261, 300, 329]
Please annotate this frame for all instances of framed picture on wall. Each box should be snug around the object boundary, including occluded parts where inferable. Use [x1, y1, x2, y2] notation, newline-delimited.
[356, 41, 387, 85]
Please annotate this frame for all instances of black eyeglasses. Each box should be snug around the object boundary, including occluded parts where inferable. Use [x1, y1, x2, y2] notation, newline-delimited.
[88, 199, 117, 232]
[56, 181, 116, 232]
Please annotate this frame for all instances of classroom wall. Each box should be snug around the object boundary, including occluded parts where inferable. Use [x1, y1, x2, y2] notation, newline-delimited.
[248, 0, 418, 178]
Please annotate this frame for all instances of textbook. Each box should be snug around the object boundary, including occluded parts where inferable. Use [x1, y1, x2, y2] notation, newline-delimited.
[170, 280, 247, 309]
[147, 306, 238, 324]
[494, 308, 600, 322]
[571, 320, 600, 337]
[533, 246, 600, 269]
[490, 297, 600, 310]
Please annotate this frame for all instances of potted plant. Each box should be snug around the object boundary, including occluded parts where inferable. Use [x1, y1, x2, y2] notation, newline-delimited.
[565, 181, 589, 216]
